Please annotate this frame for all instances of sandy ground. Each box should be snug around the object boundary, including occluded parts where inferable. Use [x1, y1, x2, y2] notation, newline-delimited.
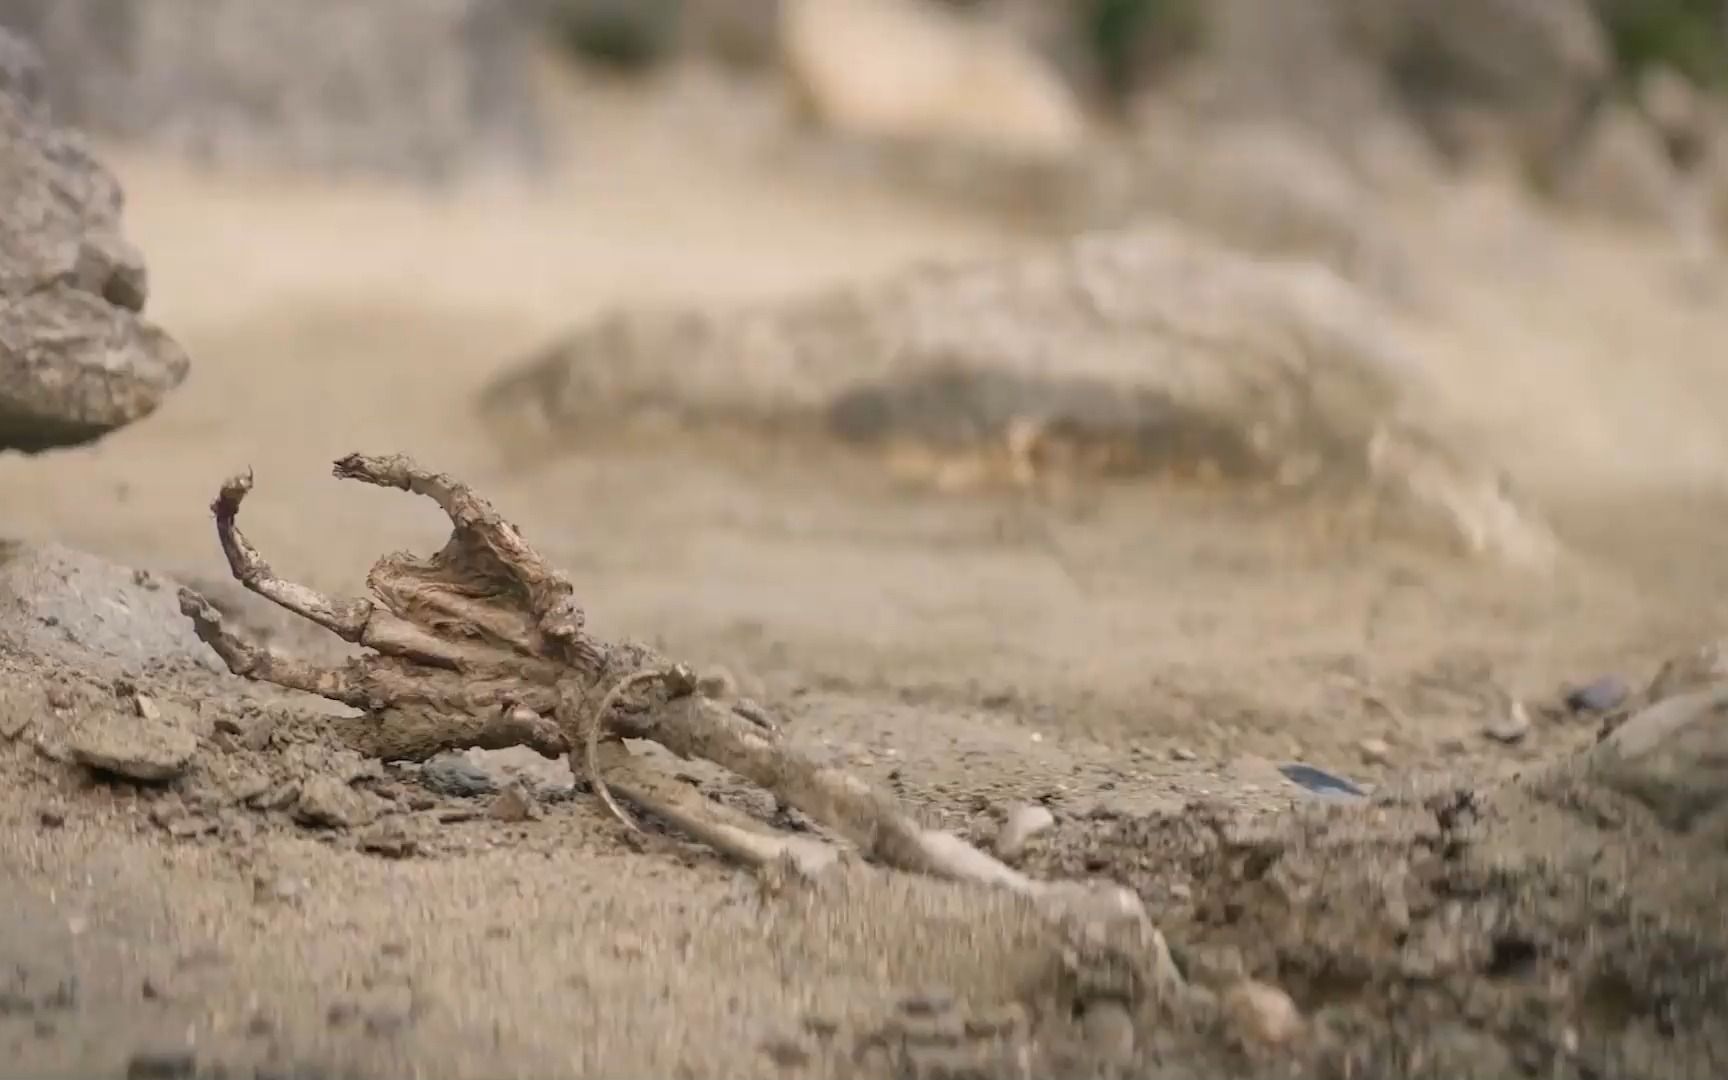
[3, 75, 1728, 1078]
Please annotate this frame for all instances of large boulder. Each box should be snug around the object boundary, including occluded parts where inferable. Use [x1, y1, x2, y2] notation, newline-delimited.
[0, 29, 188, 454]
[0, 0, 548, 182]
[477, 222, 1556, 567]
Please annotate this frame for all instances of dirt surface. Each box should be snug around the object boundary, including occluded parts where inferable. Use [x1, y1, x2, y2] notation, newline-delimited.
[3, 77, 1728, 1078]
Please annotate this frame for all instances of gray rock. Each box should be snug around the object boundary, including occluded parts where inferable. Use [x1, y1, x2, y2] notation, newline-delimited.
[420, 753, 498, 797]
[479, 222, 1557, 569]
[1643, 641, 1728, 706]
[1592, 687, 1728, 831]
[292, 777, 376, 830]
[0, 0, 547, 183]
[0, 679, 43, 739]
[1077, 1000, 1136, 1068]
[0, 541, 218, 674]
[68, 704, 197, 783]
[1565, 675, 1629, 714]
[488, 780, 541, 822]
[1484, 701, 1532, 744]
[0, 28, 188, 453]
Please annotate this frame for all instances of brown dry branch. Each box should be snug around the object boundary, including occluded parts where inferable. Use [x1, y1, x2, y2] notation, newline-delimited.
[178, 453, 1156, 933]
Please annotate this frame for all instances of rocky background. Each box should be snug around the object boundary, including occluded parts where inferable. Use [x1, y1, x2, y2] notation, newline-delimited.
[4, 4, 1728, 1080]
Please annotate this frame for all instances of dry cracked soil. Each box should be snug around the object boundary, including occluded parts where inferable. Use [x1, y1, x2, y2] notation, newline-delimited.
[3, 80, 1728, 1079]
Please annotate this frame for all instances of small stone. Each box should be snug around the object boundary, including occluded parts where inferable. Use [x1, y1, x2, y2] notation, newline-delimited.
[239, 714, 278, 752]
[760, 1037, 810, 1068]
[126, 1050, 196, 1080]
[1277, 763, 1365, 798]
[1079, 1000, 1136, 1066]
[898, 989, 954, 1017]
[249, 781, 300, 811]
[358, 823, 420, 858]
[489, 781, 541, 823]
[1222, 980, 1303, 1047]
[132, 693, 160, 721]
[802, 1015, 839, 1038]
[1565, 676, 1629, 714]
[326, 1001, 359, 1027]
[1485, 701, 1531, 744]
[1592, 687, 1728, 830]
[1171, 747, 1198, 762]
[420, 754, 496, 797]
[69, 705, 197, 783]
[228, 772, 271, 805]
[1358, 738, 1392, 765]
[364, 1010, 410, 1037]
[994, 803, 1055, 860]
[697, 666, 738, 700]
[164, 815, 213, 839]
[292, 777, 374, 829]
[0, 684, 37, 739]
[38, 807, 64, 828]
[253, 873, 306, 905]
[962, 1005, 1026, 1038]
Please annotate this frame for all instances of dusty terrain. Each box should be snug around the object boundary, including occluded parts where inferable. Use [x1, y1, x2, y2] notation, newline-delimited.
[3, 77, 1728, 1079]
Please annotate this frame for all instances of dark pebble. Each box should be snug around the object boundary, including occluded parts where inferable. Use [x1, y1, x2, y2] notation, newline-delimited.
[898, 990, 954, 1017]
[1278, 763, 1366, 798]
[127, 1051, 196, 1080]
[1565, 675, 1629, 714]
[761, 1037, 811, 1068]
[420, 756, 496, 797]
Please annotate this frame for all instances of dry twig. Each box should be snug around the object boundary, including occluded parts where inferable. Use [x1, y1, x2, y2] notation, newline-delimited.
[179, 454, 1153, 930]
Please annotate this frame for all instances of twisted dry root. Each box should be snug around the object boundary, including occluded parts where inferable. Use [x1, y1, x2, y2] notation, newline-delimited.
[180, 453, 1158, 940]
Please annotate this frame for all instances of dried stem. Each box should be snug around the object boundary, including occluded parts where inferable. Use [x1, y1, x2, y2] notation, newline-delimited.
[182, 454, 1151, 931]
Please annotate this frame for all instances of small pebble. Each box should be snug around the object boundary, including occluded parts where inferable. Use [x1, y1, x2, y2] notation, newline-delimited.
[995, 803, 1055, 860]
[38, 807, 65, 828]
[1222, 980, 1303, 1047]
[420, 755, 497, 797]
[1079, 1000, 1136, 1065]
[1485, 701, 1531, 744]
[126, 1050, 196, 1080]
[760, 1037, 810, 1068]
[898, 989, 954, 1017]
[1171, 747, 1198, 762]
[1565, 676, 1628, 714]
[489, 782, 541, 823]
[1277, 763, 1365, 798]
[1358, 738, 1392, 765]
[697, 666, 738, 700]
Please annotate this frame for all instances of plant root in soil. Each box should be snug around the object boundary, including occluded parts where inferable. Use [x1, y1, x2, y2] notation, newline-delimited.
[178, 453, 1159, 937]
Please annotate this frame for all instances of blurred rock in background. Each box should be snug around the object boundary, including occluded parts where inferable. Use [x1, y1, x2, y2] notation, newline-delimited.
[0, 0, 550, 183]
[0, 28, 188, 454]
